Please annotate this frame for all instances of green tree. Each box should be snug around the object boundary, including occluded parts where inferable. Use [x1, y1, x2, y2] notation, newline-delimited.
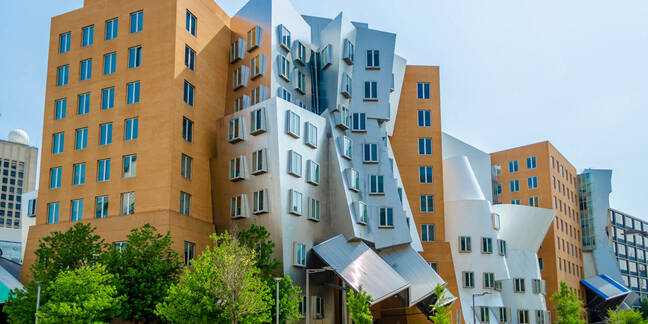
[237, 224, 302, 323]
[551, 281, 586, 324]
[156, 232, 271, 323]
[103, 224, 183, 323]
[346, 286, 373, 324]
[639, 298, 648, 320]
[607, 307, 646, 324]
[3, 222, 104, 323]
[36, 264, 122, 324]
[428, 284, 452, 324]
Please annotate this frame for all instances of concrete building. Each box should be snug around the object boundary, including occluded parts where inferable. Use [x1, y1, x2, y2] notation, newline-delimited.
[0, 130, 38, 230]
[491, 142, 585, 311]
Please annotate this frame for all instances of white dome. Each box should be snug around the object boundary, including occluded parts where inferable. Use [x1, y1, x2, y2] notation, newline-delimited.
[8, 129, 29, 145]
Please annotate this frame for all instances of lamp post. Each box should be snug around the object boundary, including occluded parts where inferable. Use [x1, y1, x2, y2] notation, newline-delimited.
[35, 281, 43, 324]
[305, 266, 333, 324]
[472, 291, 490, 324]
[274, 277, 282, 324]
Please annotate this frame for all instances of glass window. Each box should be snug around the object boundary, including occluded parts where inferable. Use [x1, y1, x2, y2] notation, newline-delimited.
[229, 156, 246, 181]
[481, 237, 493, 254]
[183, 117, 194, 143]
[289, 189, 303, 215]
[251, 149, 267, 174]
[288, 151, 302, 177]
[369, 175, 384, 194]
[102, 87, 115, 110]
[181, 154, 192, 180]
[514, 278, 526, 292]
[364, 81, 378, 100]
[342, 39, 354, 64]
[121, 192, 135, 215]
[128, 46, 142, 69]
[80, 59, 92, 81]
[417, 110, 431, 127]
[526, 156, 537, 169]
[498, 239, 507, 255]
[127, 81, 141, 104]
[105, 18, 118, 40]
[510, 180, 520, 192]
[184, 241, 195, 266]
[462, 271, 474, 288]
[483, 272, 495, 289]
[363, 143, 378, 163]
[125, 117, 138, 141]
[73, 163, 86, 185]
[366, 50, 379, 68]
[421, 224, 435, 242]
[55, 98, 67, 120]
[420, 195, 434, 212]
[57, 65, 69, 86]
[59, 32, 71, 53]
[185, 45, 195, 71]
[518, 310, 529, 324]
[460, 236, 472, 252]
[230, 194, 247, 218]
[100, 123, 113, 145]
[294, 242, 306, 266]
[508, 160, 519, 173]
[352, 113, 366, 132]
[130, 11, 143, 33]
[123, 155, 137, 178]
[82, 25, 94, 47]
[379, 207, 393, 227]
[180, 192, 191, 215]
[417, 82, 430, 99]
[419, 166, 433, 183]
[247, 26, 262, 51]
[48, 202, 60, 224]
[183, 80, 194, 106]
[528, 176, 538, 189]
[95, 196, 109, 218]
[250, 108, 267, 134]
[252, 189, 267, 214]
[97, 159, 111, 182]
[309, 198, 320, 221]
[279, 25, 291, 50]
[75, 128, 88, 150]
[279, 55, 291, 81]
[307, 160, 320, 185]
[287, 111, 300, 137]
[77, 93, 90, 115]
[50, 167, 62, 189]
[52, 132, 64, 154]
[71, 199, 83, 221]
[104, 52, 116, 75]
[186, 10, 196, 36]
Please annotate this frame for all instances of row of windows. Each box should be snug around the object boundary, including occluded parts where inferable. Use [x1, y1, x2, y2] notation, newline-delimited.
[56, 47, 142, 86]
[54, 82, 140, 121]
[504, 177, 538, 193]
[558, 256, 583, 278]
[459, 236, 507, 255]
[59, 11, 143, 54]
[476, 307, 549, 324]
[507, 157, 536, 173]
[553, 175, 577, 204]
[49, 155, 136, 189]
[462, 272, 544, 294]
[551, 155, 576, 187]
[556, 217, 581, 242]
[51, 118, 138, 154]
[46, 192, 134, 224]
[0, 170, 24, 179]
[0, 185, 23, 195]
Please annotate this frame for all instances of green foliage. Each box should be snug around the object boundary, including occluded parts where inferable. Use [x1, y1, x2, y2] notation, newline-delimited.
[640, 298, 648, 320]
[2, 281, 41, 324]
[36, 264, 122, 324]
[102, 224, 183, 322]
[156, 232, 271, 324]
[551, 281, 586, 324]
[428, 284, 452, 324]
[607, 307, 646, 324]
[347, 285, 373, 324]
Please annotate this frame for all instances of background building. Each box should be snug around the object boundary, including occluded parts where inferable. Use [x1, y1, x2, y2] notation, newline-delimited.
[0, 129, 38, 230]
[491, 142, 584, 310]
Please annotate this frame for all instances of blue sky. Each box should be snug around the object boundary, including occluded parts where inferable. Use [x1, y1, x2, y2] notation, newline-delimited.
[0, 0, 645, 218]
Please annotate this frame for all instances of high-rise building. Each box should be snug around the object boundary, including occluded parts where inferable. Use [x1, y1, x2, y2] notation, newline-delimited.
[0, 130, 38, 230]
[491, 142, 584, 310]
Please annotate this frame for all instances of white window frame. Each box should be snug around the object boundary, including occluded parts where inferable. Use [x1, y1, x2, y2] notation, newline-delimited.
[286, 110, 300, 137]
[279, 25, 291, 51]
[295, 41, 307, 65]
[250, 54, 266, 79]
[250, 108, 267, 135]
[230, 38, 245, 63]
[309, 198, 320, 221]
[294, 242, 306, 267]
[482, 237, 493, 254]
[459, 236, 472, 253]
[120, 192, 135, 215]
[288, 150, 302, 177]
[498, 239, 507, 256]
[123, 154, 137, 178]
[343, 39, 354, 65]
[348, 168, 360, 192]
[356, 201, 368, 224]
[251, 149, 268, 175]
[252, 189, 268, 214]
[341, 73, 352, 98]
[378, 207, 394, 227]
[279, 55, 291, 81]
[233, 65, 249, 90]
[366, 49, 380, 69]
[421, 224, 435, 242]
[419, 166, 433, 184]
[289, 189, 303, 215]
[229, 155, 246, 181]
[484, 272, 495, 289]
[462, 271, 474, 288]
[369, 175, 384, 195]
[479, 306, 490, 323]
[307, 160, 320, 185]
[320, 44, 332, 69]
[230, 194, 248, 219]
[247, 26, 262, 52]
[341, 136, 353, 160]
[305, 122, 318, 148]
[363, 81, 378, 101]
[234, 95, 250, 112]
[352, 112, 366, 132]
[250, 85, 268, 105]
[363, 143, 378, 163]
[514, 278, 526, 293]
[420, 195, 434, 213]
[228, 117, 245, 143]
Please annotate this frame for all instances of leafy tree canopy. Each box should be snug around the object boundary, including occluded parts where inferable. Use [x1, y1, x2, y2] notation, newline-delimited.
[551, 281, 586, 324]
[347, 285, 373, 324]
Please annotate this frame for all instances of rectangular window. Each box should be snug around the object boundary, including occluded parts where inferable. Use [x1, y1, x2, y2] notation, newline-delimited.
[535, 310, 546, 324]
[186, 10, 197, 35]
[352, 113, 366, 132]
[527, 176, 538, 189]
[105, 18, 118, 40]
[73, 163, 86, 185]
[287, 111, 300, 137]
[279, 55, 290, 81]
[104, 52, 116, 75]
[307, 160, 320, 185]
[484, 272, 495, 289]
[363, 143, 378, 163]
[95, 196, 109, 218]
[459, 236, 472, 252]
[247, 25, 262, 51]
[417, 110, 432, 127]
[55, 98, 67, 120]
[82, 25, 94, 47]
[52, 132, 64, 154]
[123, 154, 137, 178]
[251, 149, 267, 174]
[48, 202, 60, 224]
[184, 241, 195, 266]
[510, 180, 520, 192]
[309, 198, 320, 221]
[421, 224, 435, 242]
[77, 93, 90, 115]
[417, 82, 430, 99]
[279, 25, 291, 50]
[364, 81, 378, 100]
[462, 271, 474, 288]
[183, 80, 194, 106]
[252, 189, 268, 214]
[289, 189, 303, 215]
[511, 199, 520, 205]
[230, 38, 245, 63]
[250, 85, 268, 105]
[229, 156, 246, 181]
[481, 237, 493, 254]
[479, 307, 490, 323]
[304, 122, 318, 148]
[348, 168, 360, 192]
[128, 46, 142, 68]
[418, 138, 432, 155]
[181, 154, 192, 180]
[125, 117, 138, 141]
[121, 192, 135, 215]
[294, 242, 306, 266]
[508, 160, 519, 173]
[100, 123, 113, 145]
[379, 207, 394, 227]
[278, 87, 291, 102]
[341, 73, 352, 98]
[185, 45, 195, 71]
[526, 156, 537, 169]
[342, 39, 354, 64]
[49, 167, 62, 189]
[419, 166, 433, 183]
[180, 191, 191, 215]
[250, 54, 266, 79]
[97, 159, 111, 182]
[357, 202, 368, 224]
[529, 196, 539, 207]
[532, 279, 542, 294]
[102, 87, 115, 109]
[296, 41, 307, 65]
[366, 50, 380, 68]
[127, 81, 141, 104]
[518, 310, 529, 324]
[28, 199, 37, 216]
[369, 175, 384, 195]
[130, 11, 143, 33]
[227, 117, 243, 143]
[320, 44, 332, 69]
[498, 239, 507, 256]
[75, 128, 88, 150]
[183, 117, 194, 143]
[59, 32, 71, 53]
[80, 59, 92, 81]
[420, 195, 434, 212]
[288, 150, 302, 177]
[514, 278, 526, 293]
[57, 65, 69, 86]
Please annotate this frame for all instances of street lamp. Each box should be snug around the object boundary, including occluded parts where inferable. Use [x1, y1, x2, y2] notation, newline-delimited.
[274, 277, 282, 324]
[305, 266, 333, 324]
[35, 281, 43, 324]
[472, 291, 491, 324]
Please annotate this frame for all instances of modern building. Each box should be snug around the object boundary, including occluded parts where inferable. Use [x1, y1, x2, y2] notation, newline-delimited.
[24, 0, 455, 322]
[444, 134, 553, 324]
[0, 130, 38, 230]
[607, 209, 648, 300]
[490, 142, 585, 311]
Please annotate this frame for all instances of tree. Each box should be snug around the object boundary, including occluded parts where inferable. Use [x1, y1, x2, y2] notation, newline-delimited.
[607, 307, 646, 324]
[551, 281, 586, 324]
[237, 224, 302, 323]
[428, 284, 452, 324]
[3, 223, 104, 323]
[102, 223, 183, 323]
[347, 285, 373, 324]
[36, 264, 122, 324]
[156, 232, 271, 323]
[639, 298, 648, 320]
